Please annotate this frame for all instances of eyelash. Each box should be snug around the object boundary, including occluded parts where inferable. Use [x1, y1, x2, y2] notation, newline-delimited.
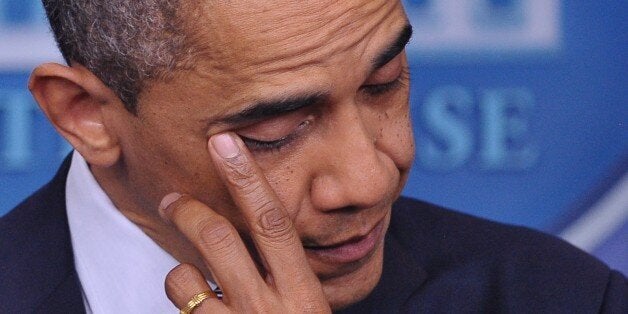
[241, 133, 294, 152]
[361, 69, 406, 96]
[362, 78, 402, 96]
[240, 120, 311, 153]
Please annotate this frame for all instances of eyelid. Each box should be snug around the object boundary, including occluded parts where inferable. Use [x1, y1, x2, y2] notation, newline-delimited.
[364, 53, 403, 86]
[240, 119, 311, 153]
[235, 108, 315, 153]
[361, 64, 409, 96]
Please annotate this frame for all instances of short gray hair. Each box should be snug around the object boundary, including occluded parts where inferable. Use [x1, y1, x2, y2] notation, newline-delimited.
[42, 0, 194, 113]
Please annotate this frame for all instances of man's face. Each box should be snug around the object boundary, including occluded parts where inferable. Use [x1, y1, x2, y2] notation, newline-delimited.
[105, 0, 414, 309]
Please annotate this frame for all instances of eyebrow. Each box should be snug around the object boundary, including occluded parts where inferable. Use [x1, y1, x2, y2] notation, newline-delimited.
[372, 23, 413, 71]
[214, 24, 413, 126]
[217, 92, 329, 125]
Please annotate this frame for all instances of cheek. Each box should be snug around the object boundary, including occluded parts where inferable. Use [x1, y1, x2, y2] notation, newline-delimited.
[119, 119, 228, 210]
[376, 103, 415, 172]
[256, 152, 311, 220]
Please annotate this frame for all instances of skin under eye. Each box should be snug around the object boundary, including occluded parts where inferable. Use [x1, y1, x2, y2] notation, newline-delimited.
[236, 110, 314, 153]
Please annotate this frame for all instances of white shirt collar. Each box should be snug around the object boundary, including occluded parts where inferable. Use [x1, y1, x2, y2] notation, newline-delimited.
[65, 151, 180, 313]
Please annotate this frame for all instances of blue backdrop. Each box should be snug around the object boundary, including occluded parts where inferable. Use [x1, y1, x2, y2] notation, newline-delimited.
[0, 0, 626, 273]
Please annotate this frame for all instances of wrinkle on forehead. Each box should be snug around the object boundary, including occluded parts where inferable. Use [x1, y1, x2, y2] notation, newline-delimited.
[190, 0, 401, 77]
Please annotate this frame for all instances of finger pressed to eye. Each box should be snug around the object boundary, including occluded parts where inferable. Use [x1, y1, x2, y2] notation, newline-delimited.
[208, 133, 320, 294]
[165, 263, 223, 313]
[161, 194, 266, 300]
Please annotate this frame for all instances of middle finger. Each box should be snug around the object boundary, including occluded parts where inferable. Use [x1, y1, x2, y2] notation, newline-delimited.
[208, 133, 321, 294]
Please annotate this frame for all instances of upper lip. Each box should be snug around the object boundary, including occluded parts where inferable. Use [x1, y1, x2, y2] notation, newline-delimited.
[302, 216, 384, 249]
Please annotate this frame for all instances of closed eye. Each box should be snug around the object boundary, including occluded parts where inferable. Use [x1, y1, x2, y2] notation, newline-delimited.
[239, 119, 311, 152]
[360, 51, 406, 96]
[361, 75, 403, 96]
[236, 108, 315, 154]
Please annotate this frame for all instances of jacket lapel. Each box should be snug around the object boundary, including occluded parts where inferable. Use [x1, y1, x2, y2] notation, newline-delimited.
[35, 270, 86, 313]
[3, 155, 86, 313]
[39, 155, 86, 313]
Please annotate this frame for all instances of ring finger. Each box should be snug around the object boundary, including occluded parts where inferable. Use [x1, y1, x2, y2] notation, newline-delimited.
[165, 263, 225, 313]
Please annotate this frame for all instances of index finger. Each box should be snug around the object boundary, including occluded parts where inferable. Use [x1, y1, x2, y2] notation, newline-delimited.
[208, 133, 321, 294]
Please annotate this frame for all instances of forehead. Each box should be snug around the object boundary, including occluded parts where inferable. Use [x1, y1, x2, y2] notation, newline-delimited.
[190, 0, 405, 73]
[149, 0, 407, 119]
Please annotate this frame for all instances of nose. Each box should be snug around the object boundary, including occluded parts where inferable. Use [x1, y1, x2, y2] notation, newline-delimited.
[309, 104, 396, 212]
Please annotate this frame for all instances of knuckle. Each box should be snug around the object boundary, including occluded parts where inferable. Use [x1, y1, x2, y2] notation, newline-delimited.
[301, 303, 330, 313]
[223, 156, 259, 190]
[167, 195, 201, 223]
[247, 298, 274, 314]
[254, 202, 295, 244]
[195, 217, 239, 254]
[298, 303, 323, 313]
[291, 296, 331, 313]
[165, 263, 197, 286]
[165, 263, 201, 298]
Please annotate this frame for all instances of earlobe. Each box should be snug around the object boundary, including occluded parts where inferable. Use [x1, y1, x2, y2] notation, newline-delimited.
[29, 63, 122, 167]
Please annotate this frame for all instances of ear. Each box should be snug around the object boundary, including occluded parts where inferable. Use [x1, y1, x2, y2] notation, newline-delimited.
[29, 63, 122, 167]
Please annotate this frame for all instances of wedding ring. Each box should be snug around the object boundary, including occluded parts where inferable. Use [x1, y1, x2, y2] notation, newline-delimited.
[179, 290, 214, 314]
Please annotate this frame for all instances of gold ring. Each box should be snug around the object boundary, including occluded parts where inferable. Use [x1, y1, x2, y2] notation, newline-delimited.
[179, 291, 214, 314]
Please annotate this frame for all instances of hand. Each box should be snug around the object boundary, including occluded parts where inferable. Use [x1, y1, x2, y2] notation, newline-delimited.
[159, 133, 331, 313]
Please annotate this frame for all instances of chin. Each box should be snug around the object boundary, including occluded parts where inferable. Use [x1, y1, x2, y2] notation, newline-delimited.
[319, 241, 385, 310]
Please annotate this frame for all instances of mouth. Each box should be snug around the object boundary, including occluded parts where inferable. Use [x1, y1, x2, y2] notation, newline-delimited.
[302, 217, 386, 265]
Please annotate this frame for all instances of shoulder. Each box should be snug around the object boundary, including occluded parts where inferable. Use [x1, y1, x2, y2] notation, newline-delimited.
[0, 173, 68, 269]
[390, 196, 627, 313]
[390, 196, 605, 271]
[0, 156, 84, 312]
[0, 157, 70, 262]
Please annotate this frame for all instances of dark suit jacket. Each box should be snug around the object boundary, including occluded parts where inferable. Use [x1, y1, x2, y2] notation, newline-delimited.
[1, 157, 626, 313]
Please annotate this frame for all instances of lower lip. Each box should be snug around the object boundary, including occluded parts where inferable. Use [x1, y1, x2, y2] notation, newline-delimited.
[305, 219, 385, 264]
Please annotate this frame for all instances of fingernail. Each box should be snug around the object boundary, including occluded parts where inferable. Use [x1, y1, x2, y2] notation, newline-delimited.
[159, 192, 182, 214]
[211, 133, 240, 159]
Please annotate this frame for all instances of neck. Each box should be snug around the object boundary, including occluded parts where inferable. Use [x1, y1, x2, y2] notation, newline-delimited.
[90, 164, 211, 279]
